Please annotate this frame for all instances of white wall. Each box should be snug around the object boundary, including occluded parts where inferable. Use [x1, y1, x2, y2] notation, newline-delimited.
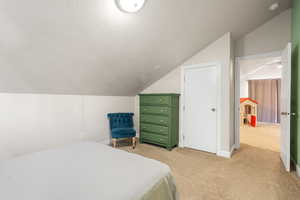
[235, 9, 291, 57]
[240, 80, 249, 98]
[0, 93, 134, 160]
[139, 33, 234, 154]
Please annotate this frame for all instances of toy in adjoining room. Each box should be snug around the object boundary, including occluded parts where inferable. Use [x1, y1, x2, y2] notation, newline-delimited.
[240, 98, 258, 127]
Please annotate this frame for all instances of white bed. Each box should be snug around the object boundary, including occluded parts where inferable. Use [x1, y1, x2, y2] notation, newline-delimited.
[0, 142, 178, 200]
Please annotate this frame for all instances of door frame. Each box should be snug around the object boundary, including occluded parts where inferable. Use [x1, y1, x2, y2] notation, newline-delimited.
[180, 62, 222, 154]
[234, 51, 282, 149]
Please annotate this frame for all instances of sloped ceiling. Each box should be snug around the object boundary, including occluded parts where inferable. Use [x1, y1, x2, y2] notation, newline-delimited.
[0, 0, 291, 96]
[240, 56, 282, 80]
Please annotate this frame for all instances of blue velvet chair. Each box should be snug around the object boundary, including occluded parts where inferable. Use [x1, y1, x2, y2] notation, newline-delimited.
[107, 113, 136, 148]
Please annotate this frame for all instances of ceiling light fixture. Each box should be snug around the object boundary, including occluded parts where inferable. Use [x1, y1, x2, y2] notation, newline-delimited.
[115, 0, 146, 13]
[269, 2, 279, 11]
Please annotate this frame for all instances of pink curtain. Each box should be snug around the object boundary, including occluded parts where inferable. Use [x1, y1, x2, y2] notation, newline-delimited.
[248, 79, 281, 123]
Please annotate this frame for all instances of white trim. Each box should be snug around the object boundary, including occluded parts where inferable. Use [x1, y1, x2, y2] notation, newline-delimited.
[179, 64, 185, 148]
[180, 62, 222, 155]
[217, 145, 235, 158]
[297, 164, 300, 178]
[234, 58, 241, 149]
[234, 51, 283, 150]
[217, 151, 231, 158]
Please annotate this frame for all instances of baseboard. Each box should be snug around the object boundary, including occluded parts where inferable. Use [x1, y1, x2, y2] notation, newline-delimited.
[217, 150, 231, 158]
[217, 146, 235, 158]
[217, 151, 230, 158]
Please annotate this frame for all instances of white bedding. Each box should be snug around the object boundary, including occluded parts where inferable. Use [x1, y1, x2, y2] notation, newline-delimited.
[0, 142, 176, 200]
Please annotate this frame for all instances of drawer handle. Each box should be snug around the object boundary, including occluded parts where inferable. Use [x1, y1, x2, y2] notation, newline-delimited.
[160, 120, 164, 122]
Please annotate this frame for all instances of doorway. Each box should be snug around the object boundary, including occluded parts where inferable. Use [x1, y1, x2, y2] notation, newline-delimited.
[235, 44, 291, 171]
[181, 63, 221, 154]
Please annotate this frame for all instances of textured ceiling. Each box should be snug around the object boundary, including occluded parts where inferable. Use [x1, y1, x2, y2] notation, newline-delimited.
[0, 0, 291, 96]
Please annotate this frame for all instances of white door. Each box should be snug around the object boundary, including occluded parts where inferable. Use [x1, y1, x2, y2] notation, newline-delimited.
[184, 65, 218, 153]
[280, 43, 291, 172]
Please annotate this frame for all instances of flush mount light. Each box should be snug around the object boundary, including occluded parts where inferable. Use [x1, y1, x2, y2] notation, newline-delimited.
[115, 0, 146, 13]
[269, 2, 279, 11]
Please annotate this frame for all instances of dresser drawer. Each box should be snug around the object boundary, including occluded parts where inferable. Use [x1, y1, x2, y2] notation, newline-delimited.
[139, 94, 180, 150]
[140, 123, 169, 135]
[140, 96, 171, 106]
[140, 115, 169, 126]
[141, 131, 168, 145]
[140, 106, 170, 115]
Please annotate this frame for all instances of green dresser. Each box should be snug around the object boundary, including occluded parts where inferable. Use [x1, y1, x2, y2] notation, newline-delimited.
[139, 94, 180, 150]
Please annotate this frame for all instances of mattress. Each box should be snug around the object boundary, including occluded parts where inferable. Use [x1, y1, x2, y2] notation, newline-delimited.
[0, 142, 178, 200]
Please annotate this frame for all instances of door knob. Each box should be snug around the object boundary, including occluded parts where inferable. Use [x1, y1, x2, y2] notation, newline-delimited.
[211, 108, 216, 112]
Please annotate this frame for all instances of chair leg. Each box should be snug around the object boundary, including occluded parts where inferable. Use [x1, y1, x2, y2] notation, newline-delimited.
[112, 138, 117, 148]
[132, 137, 136, 149]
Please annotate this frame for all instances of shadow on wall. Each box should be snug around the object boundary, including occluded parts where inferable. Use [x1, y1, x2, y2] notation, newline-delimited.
[291, 44, 298, 163]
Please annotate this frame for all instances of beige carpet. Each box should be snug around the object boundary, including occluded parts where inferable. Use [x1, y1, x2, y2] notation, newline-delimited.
[240, 124, 280, 152]
[119, 141, 300, 200]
